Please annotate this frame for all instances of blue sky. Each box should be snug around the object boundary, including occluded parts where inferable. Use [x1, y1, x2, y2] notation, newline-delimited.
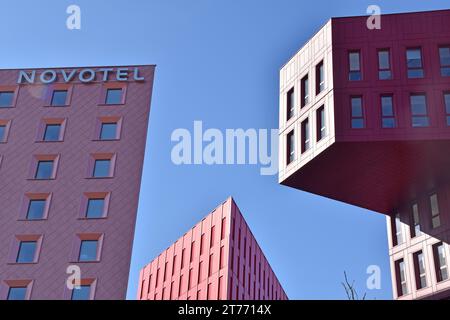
[1, 0, 450, 300]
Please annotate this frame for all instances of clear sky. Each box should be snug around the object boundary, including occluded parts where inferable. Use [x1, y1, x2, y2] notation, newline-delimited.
[1, 0, 450, 300]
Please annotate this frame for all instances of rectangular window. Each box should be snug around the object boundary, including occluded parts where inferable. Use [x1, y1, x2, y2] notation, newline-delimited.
[86, 198, 105, 219]
[433, 243, 449, 282]
[316, 106, 326, 141]
[188, 268, 193, 289]
[381, 95, 396, 128]
[351, 96, 364, 128]
[50, 90, 68, 106]
[93, 159, 111, 178]
[286, 130, 295, 165]
[0, 125, 6, 142]
[410, 94, 429, 127]
[407, 48, 424, 78]
[411, 203, 422, 238]
[286, 87, 295, 121]
[79, 240, 98, 262]
[190, 241, 195, 262]
[181, 249, 185, 268]
[301, 75, 309, 107]
[0, 91, 14, 107]
[395, 259, 408, 296]
[71, 285, 91, 300]
[43, 124, 61, 141]
[393, 212, 404, 246]
[100, 122, 118, 140]
[439, 46, 450, 76]
[209, 253, 214, 277]
[220, 246, 225, 269]
[316, 61, 324, 94]
[105, 88, 123, 105]
[378, 49, 392, 80]
[26, 199, 46, 220]
[430, 193, 441, 229]
[301, 119, 310, 153]
[172, 256, 177, 276]
[7, 287, 27, 300]
[200, 234, 205, 255]
[16, 241, 37, 263]
[35, 160, 54, 180]
[413, 251, 427, 290]
[348, 51, 362, 80]
[163, 261, 168, 281]
[210, 226, 215, 248]
[444, 93, 450, 126]
[221, 217, 226, 240]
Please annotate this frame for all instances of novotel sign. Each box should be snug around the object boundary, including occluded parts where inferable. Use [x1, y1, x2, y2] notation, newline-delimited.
[17, 67, 145, 84]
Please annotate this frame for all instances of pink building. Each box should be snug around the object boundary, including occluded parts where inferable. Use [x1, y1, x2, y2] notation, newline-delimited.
[137, 198, 288, 300]
[279, 10, 450, 299]
[0, 65, 155, 300]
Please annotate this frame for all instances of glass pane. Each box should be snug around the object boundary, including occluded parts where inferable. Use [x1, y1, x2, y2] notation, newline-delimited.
[0, 125, 5, 141]
[349, 52, 360, 71]
[445, 94, 450, 114]
[105, 89, 122, 104]
[35, 161, 53, 179]
[439, 47, 450, 66]
[411, 95, 427, 115]
[17, 241, 37, 263]
[430, 194, 439, 216]
[79, 240, 98, 261]
[51, 90, 68, 106]
[100, 123, 118, 140]
[351, 119, 364, 129]
[407, 49, 422, 68]
[381, 96, 393, 116]
[351, 98, 362, 116]
[395, 214, 403, 245]
[408, 69, 424, 78]
[43, 124, 61, 141]
[412, 116, 429, 127]
[93, 159, 111, 177]
[349, 71, 362, 81]
[86, 199, 105, 218]
[441, 67, 450, 77]
[382, 118, 396, 128]
[71, 285, 91, 300]
[447, 116, 450, 126]
[0, 91, 14, 107]
[27, 200, 46, 220]
[379, 70, 392, 80]
[7, 287, 27, 300]
[378, 50, 390, 69]
[432, 215, 441, 229]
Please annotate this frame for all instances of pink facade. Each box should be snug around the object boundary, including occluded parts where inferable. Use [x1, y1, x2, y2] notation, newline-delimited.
[0, 65, 155, 300]
[137, 198, 288, 300]
[279, 10, 450, 300]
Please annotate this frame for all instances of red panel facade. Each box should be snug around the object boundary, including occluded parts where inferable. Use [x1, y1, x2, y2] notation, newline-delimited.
[0, 65, 155, 300]
[137, 198, 288, 300]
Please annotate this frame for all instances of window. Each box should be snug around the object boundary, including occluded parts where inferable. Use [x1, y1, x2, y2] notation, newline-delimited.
[190, 241, 195, 262]
[286, 87, 295, 121]
[351, 96, 364, 128]
[26, 199, 46, 220]
[100, 122, 118, 140]
[316, 106, 326, 141]
[444, 93, 450, 126]
[43, 124, 61, 141]
[7, 287, 27, 300]
[35, 160, 54, 179]
[430, 193, 441, 229]
[410, 94, 429, 127]
[105, 88, 123, 104]
[393, 212, 404, 246]
[221, 217, 226, 240]
[0, 91, 14, 107]
[209, 253, 214, 277]
[301, 75, 309, 107]
[16, 241, 37, 263]
[286, 131, 295, 165]
[93, 159, 111, 178]
[200, 234, 205, 255]
[301, 118, 310, 153]
[439, 47, 450, 76]
[316, 61, 324, 94]
[79, 240, 99, 262]
[378, 49, 392, 80]
[406, 48, 424, 78]
[50, 90, 68, 106]
[0, 125, 6, 142]
[413, 251, 427, 290]
[433, 243, 448, 282]
[210, 226, 215, 248]
[71, 285, 91, 300]
[381, 95, 396, 128]
[348, 51, 362, 80]
[86, 198, 105, 219]
[411, 203, 422, 238]
[395, 259, 408, 296]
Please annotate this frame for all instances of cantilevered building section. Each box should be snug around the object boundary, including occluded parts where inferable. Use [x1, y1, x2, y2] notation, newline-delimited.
[137, 198, 288, 300]
[279, 10, 450, 300]
[0, 65, 155, 300]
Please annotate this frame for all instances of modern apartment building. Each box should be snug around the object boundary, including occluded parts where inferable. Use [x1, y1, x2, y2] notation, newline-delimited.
[279, 9, 450, 299]
[137, 197, 288, 300]
[0, 65, 155, 300]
